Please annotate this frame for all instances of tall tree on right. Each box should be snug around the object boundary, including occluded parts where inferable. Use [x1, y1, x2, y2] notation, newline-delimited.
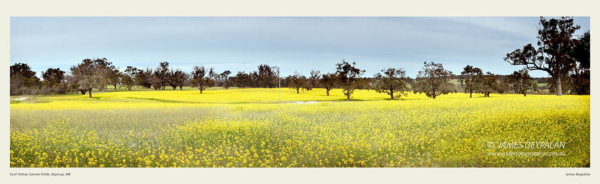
[504, 16, 581, 96]
[570, 31, 590, 95]
[413, 61, 455, 99]
[336, 60, 365, 101]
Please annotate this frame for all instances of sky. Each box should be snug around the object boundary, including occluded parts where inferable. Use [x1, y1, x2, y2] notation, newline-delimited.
[10, 17, 590, 78]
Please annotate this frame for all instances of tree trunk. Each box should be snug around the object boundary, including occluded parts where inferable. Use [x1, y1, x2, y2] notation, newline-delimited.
[326, 89, 330, 96]
[469, 90, 472, 98]
[524, 93, 526, 97]
[173, 86, 176, 90]
[200, 87, 203, 94]
[88, 88, 92, 98]
[556, 75, 563, 96]
[390, 89, 394, 100]
[347, 87, 350, 101]
[114, 85, 117, 90]
[296, 88, 299, 94]
[432, 89, 436, 99]
[180, 86, 183, 90]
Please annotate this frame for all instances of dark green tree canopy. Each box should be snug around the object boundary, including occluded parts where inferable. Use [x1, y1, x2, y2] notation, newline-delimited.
[41, 68, 66, 87]
[10, 63, 37, 78]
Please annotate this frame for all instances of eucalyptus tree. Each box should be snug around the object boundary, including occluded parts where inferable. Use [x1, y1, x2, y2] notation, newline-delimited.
[220, 70, 232, 89]
[336, 60, 365, 101]
[508, 69, 537, 97]
[413, 61, 455, 99]
[307, 70, 321, 90]
[480, 72, 498, 97]
[286, 72, 307, 94]
[70, 58, 114, 98]
[460, 65, 483, 98]
[122, 66, 137, 91]
[373, 68, 410, 100]
[320, 73, 338, 96]
[190, 66, 214, 94]
[504, 16, 581, 96]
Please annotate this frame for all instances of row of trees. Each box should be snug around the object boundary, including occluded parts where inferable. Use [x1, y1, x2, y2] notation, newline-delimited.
[283, 61, 546, 100]
[10, 58, 586, 100]
[460, 65, 539, 98]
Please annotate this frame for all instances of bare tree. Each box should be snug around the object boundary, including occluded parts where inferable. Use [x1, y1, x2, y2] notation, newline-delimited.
[373, 68, 410, 100]
[413, 61, 455, 99]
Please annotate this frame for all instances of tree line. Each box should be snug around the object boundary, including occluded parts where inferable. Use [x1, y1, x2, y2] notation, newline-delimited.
[10, 17, 589, 100]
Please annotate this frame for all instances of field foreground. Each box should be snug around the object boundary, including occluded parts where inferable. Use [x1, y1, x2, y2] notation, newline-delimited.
[10, 88, 590, 167]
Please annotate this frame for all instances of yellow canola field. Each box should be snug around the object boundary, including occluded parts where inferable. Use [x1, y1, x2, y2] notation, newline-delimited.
[10, 87, 590, 167]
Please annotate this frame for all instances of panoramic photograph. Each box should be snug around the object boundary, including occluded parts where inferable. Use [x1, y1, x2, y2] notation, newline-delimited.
[9, 17, 590, 168]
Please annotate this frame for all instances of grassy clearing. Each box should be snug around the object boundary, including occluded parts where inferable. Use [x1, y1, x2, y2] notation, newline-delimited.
[10, 88, 590, 167]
